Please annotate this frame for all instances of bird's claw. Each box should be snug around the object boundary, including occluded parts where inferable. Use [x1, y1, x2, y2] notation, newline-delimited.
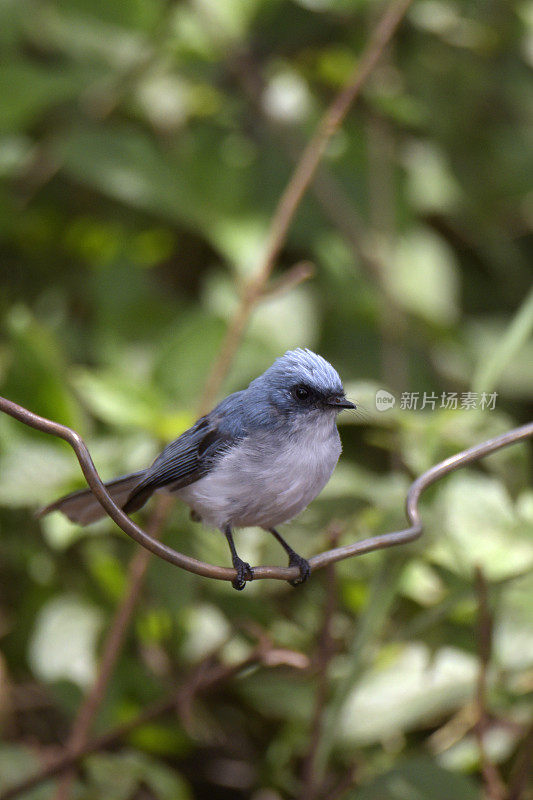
[288, 552, 311, 587]
[232, 557, 254, 591]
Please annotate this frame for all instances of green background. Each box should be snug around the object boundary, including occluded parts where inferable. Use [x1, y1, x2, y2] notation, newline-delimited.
[0, 0, 532, 797]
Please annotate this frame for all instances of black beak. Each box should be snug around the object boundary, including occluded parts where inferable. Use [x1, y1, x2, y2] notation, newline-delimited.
[326, 395, 356, 410]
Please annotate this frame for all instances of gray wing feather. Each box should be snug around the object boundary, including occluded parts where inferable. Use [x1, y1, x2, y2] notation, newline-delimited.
[123, 415, 239, 506]
[40, 393, 246, 525]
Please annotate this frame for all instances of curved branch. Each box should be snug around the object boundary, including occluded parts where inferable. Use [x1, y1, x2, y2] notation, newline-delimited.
[0, 396, 236, 581]
[311, 422, 533, 570]
[2, 395, 532, 583]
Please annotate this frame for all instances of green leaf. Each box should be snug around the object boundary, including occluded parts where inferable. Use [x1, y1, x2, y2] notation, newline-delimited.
[431, 473, 533, 579]
[352, 756, 480, 800]
[28, 595, 104, 688]
[403, 140, 461, 213]
[386, 228, 459, 325]
[4, 305, 83, 430]
[85, 751, 191, 800]
[239, 671, 315, 723]
[71, 366, 191, 436]
[0, 744, 55, 798]
[0, 61, 86, 132]
[153, 313, 226, 405]
[56, 126, 200, 227]
[340, 644, 477, 746]
[494, 571, 533, 671]
[0, 439, 76, 506]
[181, 604, 231, 662]
[472, 285, 533, 394]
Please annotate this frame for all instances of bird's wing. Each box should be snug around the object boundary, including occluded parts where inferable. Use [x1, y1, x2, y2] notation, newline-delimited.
[130, 413, 240, 496]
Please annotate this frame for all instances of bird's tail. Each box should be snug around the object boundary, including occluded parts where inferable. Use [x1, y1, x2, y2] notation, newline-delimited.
[37, 471, 148, 526]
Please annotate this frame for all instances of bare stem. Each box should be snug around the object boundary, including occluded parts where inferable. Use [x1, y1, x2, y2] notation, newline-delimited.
[300, 527, 343, 799]
[508, 721, 533, 800]
[0, 643, 307, 800]
[200, 0, 414, 410]
[51, 493, 173, 800]
[474, 567, 507, 800]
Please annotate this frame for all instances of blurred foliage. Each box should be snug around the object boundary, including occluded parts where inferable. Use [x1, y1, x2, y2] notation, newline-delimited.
[0, 0, 532, 798]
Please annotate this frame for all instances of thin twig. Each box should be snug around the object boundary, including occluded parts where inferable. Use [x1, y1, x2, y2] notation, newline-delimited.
[1, 395, 532, 583]
[474, 568, 507, 800]
[300, 526, 343, 800]
[0, 643, 307, 800]
[200, 0, 414, 410]
[231, 43, 410, 405]
[220, 29, 387, 289]
[261, 261, 315, 301]
[508, 721, 533, 800]
[325, 763, 359, 800]
[225, 47, 386, 291]
[51, 493, 173, 800]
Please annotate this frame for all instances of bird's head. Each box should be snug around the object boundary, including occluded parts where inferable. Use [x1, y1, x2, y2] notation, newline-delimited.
[247, 349, 355, 421]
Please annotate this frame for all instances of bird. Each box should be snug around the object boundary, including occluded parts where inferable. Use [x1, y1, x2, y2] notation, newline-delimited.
[39, 348, 355, 590]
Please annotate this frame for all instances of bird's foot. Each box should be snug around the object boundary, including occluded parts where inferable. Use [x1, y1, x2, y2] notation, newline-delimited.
[232, 557, 254, 591]
[288, 552, 311, 587]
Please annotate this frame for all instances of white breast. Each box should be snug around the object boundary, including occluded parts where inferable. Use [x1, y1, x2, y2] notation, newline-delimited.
[176, 414, 342, 530]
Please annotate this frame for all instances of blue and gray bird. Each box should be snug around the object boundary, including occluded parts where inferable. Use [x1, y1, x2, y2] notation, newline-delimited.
[40, 349, 355, 589]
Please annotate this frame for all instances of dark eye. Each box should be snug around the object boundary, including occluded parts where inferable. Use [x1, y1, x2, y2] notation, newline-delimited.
[293, 385, 311, 402]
